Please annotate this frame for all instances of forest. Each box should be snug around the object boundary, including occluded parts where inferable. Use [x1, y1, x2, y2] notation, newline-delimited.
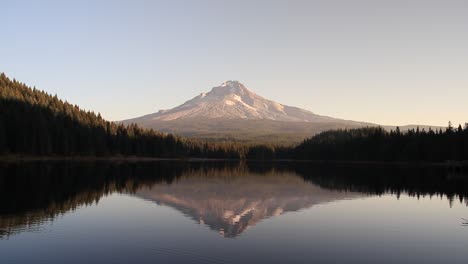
[0, 73, 252, 159]
[294, 125, 468, 162]
[1, 73, 467, 162]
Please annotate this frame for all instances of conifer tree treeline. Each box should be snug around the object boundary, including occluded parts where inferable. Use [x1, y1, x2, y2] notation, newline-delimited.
[294, 126, 468, 162]
[0, 73, 256, 158]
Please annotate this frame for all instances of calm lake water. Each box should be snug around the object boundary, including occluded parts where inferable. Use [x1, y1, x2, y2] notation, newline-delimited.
[1, 161, 467, 263]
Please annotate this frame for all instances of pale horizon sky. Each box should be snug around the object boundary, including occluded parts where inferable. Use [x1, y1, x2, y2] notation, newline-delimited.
[2, 0, 468, 126]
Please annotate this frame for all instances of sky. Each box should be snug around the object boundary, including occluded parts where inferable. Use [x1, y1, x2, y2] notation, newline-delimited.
[2, 0, 467, 126]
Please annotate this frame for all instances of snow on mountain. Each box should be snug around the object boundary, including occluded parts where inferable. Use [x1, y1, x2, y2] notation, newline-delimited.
[132, 80, 338, 122]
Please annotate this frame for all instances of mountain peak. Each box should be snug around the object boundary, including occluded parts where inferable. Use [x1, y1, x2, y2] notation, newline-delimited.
[221, 80, 241, 86]
[210, 80, 252, 96]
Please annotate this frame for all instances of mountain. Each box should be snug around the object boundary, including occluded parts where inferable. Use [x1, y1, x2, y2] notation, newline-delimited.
[141, 80, 345, 122]
[122, 81, 374, 143]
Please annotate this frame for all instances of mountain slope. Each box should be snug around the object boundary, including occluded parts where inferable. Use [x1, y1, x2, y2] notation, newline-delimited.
[123, 81, 374, 142]
[143, 80, 341, 122]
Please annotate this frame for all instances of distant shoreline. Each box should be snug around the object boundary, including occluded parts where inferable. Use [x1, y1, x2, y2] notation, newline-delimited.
[1, 155, 467, 168]
[0, 155, 231, 162]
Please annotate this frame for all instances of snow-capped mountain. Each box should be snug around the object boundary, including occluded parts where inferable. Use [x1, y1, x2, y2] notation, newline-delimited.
[122, 81, 375, 142]
[145, 80, 337, 122]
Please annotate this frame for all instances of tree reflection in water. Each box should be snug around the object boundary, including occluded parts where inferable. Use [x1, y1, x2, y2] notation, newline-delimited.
[1, 161, 467, 238]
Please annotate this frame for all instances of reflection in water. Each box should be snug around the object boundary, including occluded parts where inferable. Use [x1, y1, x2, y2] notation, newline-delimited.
[136, 168, 361, 237]
[0, 161, 467, 238]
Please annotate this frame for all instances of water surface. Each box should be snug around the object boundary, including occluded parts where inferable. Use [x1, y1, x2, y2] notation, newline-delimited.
[1, 161, 467, 263]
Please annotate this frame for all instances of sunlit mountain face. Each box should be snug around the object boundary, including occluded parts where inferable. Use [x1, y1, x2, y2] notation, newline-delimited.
[125, 81, 347, 122]
[135, 168, 363, 238]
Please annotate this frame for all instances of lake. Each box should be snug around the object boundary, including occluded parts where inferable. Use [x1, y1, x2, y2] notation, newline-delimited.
[1, 161, 467, 263]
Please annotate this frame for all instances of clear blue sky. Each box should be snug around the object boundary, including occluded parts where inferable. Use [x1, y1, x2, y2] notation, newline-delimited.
[2, 0, 467, 126]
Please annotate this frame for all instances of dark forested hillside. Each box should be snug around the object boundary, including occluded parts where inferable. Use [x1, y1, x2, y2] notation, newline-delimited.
[0, 73, 252, 158]
[294, 126, 468, 162]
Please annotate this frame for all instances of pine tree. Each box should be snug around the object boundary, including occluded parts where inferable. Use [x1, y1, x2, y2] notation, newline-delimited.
[0, 116, 6, 154]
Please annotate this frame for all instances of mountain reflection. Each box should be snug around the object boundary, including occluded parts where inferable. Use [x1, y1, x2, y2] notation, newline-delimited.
[1, 161, 467, 238]
[136, 168, 361, 237]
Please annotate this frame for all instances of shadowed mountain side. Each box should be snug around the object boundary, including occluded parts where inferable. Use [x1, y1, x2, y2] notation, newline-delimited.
[132, 118, 373, 143]
[136, 169, 362, 238]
